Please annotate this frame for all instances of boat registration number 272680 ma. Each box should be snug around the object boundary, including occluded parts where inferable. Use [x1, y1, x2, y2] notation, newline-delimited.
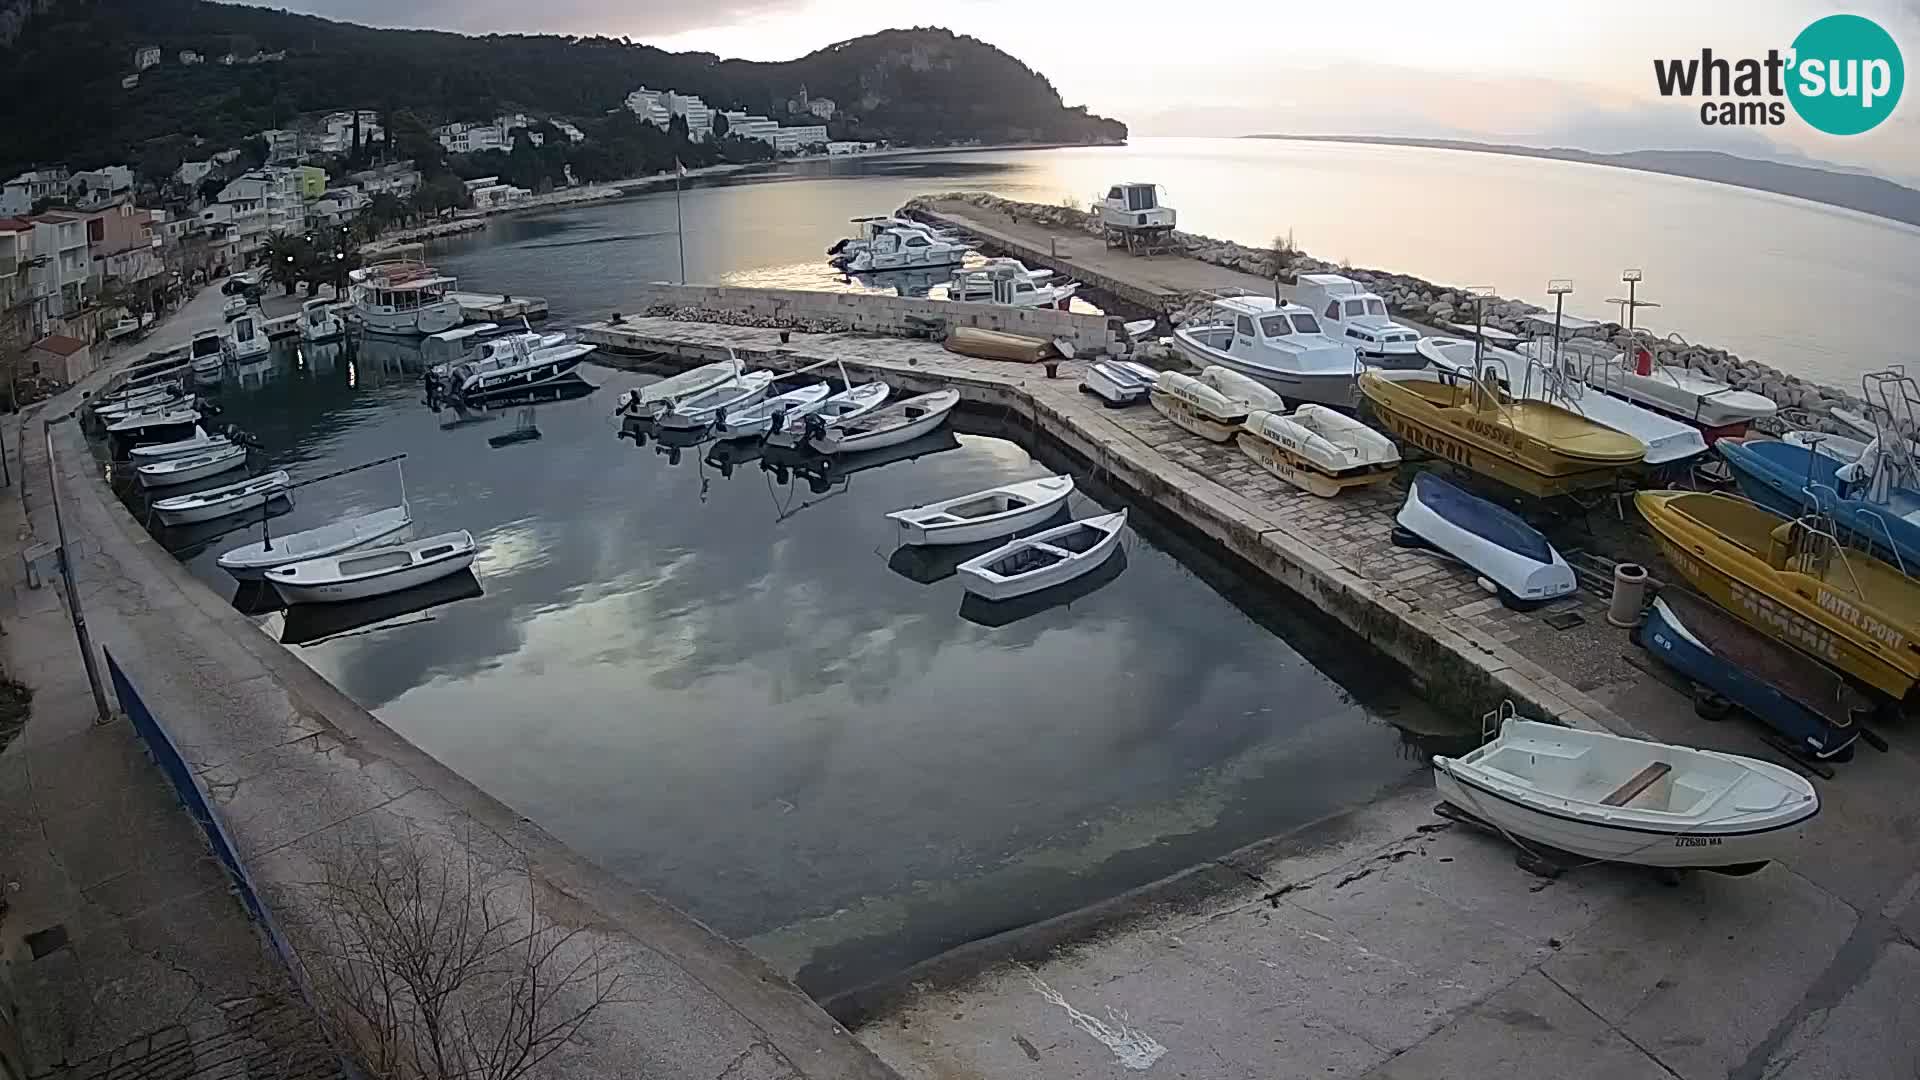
[1676, 836, 1724, 848]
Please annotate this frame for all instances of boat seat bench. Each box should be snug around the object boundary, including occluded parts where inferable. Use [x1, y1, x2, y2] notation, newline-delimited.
[1601, 761, 1672, 807]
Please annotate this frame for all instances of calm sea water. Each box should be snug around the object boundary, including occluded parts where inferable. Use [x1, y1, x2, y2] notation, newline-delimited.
[428, 137, 1920, 389]
[152, 340, 1438, 997]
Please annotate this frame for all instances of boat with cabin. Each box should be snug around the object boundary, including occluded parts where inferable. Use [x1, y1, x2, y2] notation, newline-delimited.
[349, 262, 463, 336]
[947, 259, 1077, 309]
[299, 299, 346, 343]
[444, 336, 594, 400]
[189, 329, 225, 378]
[838, 224, 971, 274]
[1151, 367, 1285, 442]
[1359, 369, 1646, 497]
[1096, 183, 1175, 253]
[1434, 713, 1817, 873]
[223, 310, 269, 362]
[1171, 294, 1359, 408]
[827, 216, 965, 264]
[1239, 405, 1400, 497]
[1635, 490, 1920, 701]
[1292, 274, 1421, 367]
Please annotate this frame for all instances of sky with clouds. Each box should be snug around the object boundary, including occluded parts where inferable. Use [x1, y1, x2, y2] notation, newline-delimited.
[234, 0, 1920, 182]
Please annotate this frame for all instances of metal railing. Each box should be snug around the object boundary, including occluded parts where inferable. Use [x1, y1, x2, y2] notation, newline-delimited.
[42, 417, 110, 724]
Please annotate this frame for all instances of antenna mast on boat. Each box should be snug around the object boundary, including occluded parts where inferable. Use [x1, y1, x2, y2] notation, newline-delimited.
[1546, 278, 1574, 370]
[1605, 268, 1660, 333]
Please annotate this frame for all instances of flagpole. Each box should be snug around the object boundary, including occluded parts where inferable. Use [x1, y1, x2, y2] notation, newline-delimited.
[674, 161, 687, 285]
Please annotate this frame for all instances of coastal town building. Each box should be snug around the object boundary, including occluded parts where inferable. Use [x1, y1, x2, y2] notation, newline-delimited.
[773, 125, 829, 153]
[669, 93, 714, 141]
[25, 212, 89, 318]
[0, 217, 40, 347]
[179, 50, 203, 65]
[552, 119, 587, 143]
[0, 169, 71, 216]
[26, 333, 91, 384]
[133, 45, 160, 71]
[625, 87, 671, 128]
[70, 166, 134, 209]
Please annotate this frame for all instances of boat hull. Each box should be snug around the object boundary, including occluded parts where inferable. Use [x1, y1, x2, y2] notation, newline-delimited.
[1395, 473, 1576, 606]
[1171, 333, 1358, 409]
[155, 486, 291, 526]
[1081, 361, 1158, 405]
[137, 450, 246, 488]
[889, 477, 1075, 546]
[271, 548, 474, 605]
[957, 512, 1127, 601]
[810, 392, 958, 454]
[461, 354, 585, 399]
[1238, 432, 1392, 497]
[217, 509, 413, 580]
[1717, 438, 1920, 572]
[356, 301, 463, 337]
[1149, 389, 1241, 442]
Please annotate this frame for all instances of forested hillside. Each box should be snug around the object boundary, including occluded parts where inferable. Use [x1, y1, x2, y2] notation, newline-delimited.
[0, 0, 1125, 176]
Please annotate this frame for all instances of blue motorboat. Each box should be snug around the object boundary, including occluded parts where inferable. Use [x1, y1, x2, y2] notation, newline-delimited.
[1640, 589, 1863, 761]
[1715, 437, 1920, 571]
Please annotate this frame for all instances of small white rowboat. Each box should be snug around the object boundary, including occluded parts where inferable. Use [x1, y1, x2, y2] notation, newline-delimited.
[129, 428, 228, 461]
[714, 383, 832, 439]
[152, 470, 291, 526]
[136, 444, 247, 488]
[616, 358, 744, 415]
[887, 475, 1075, 546]
[1434, 718, 1817, 873]
[267, 530, 477, 605]
[768, 382, 890, 445]
[217, 506, 414, 581]
[958, 510, 1128, 601]
[653, 371, 775, 430]
[810, 389, 960, 455]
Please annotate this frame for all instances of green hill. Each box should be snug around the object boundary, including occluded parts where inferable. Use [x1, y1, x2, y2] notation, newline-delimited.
[0, 0, 1125, 177]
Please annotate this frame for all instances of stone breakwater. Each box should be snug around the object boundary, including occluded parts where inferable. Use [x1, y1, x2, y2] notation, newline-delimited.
[638, 303, 853, 334]
[905, 192, 1872, 434]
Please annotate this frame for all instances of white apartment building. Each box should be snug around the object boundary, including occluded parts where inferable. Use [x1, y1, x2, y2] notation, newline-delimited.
[827, 141, 876, 155]
[808, 98, 836, 120]
[552, 119, 586, 143]
[434, 121, 506, 154]
[0, 169, 71, 216]
[134, 45, 161, 70]
[625, 87, 669, 124]
[773, 125, 829, 153]
[308, 188, 369, 227]
[204, 169, 305, 257]
[176, 161, 216, 188]
[721, 111, 780, 145]
[26, 213, 89, 317]
[669, 93, 713, 141]
[70, 166, 134, 209]
[256, 128, 303, 163]
[315, 110, 385, 155]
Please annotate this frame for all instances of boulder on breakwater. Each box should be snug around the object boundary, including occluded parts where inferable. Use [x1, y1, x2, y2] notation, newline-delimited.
[902, 192, 1875, 436]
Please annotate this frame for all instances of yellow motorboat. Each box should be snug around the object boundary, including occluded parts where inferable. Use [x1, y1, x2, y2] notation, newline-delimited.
[1636, 490, 1920, 700]
[1359, 369, 1645, 498]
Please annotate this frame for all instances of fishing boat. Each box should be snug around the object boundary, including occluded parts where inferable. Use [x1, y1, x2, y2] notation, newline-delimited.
[767, 382, 890, 446]
[1393, 472, 1577, 608]
[1080, 360, 1161, 406]
[223, 311, 269, 362]
[1150, 367, 1285, 443]
[808, 388, 960, 454]
[1426, 338, 1707, 467]
[106, 405, 200, 443]
[1170, 294, 1360, 408]
[958, 511, 1127, 601]
[189, 329, 225, 378]
[129, 428, 229, 462]
[266, 530, 476, 605]
[1238, 406, 1399, 497]
[1291, 274, 1422, 367]
[152, 470, 291, 526]
[1635, 490, 1920, 700]
[446, 338, 595, 400]
[299, 298, 346, 343]
[1715, 437, 1920, 572]
[349, 262, 463, 336]
[886, 475, 1076, 546]
[615, 358, 746, 416]
[1591, 343, 1777, 436]
[1359, 369, 1645, 498]
[653, 370, 776, 430]
[218, 506, 414, 581]
[713, 383, 832, 440]
[1639, 590, 1865, 761]
[1433, 716, 1818, 873]
[135, 444, 247, 489]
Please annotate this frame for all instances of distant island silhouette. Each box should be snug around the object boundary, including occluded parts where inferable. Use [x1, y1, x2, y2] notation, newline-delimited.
[1247, 134, 1920, 230]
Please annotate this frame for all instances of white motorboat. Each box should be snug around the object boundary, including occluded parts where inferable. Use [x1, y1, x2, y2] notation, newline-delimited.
[447, 338, 594, 398]
[713, 383, 832, 439]
[299, 298, 346, 343]
[106, 406, 199, 442]
[1171, 295, 1359, 408]
[136, 444, 247, 488]
[189, 329, 225, 376]
[1592, 344, 1778, 432]
[947, 259, 1077, 309]
[827, 215, 966, 263]
[1096, 183, 1175, 243]
[427, 328, 567, 382]
[1781, 429, 1868, 464]
[1831, 406, 1877, 439]
[1434, 716, 1818, 873]
[152, 470, 291, 526]
[1080, 360, 1161, 406]
[887, 475, 1075, 546]
[218, 505, 414, 581]
[266, 530, 476, 605]
[653, 371, 775, 430]
[837, 223, 970, 274]
[423, 322, 501, 368]
[349, 262, 463, 336]
[129, 428, 229, 461]
[222, 295, 247, 321]
[1431, 338, 1708, 466]
[1150, 367, 1284, 442]
[1239, 405, 1399, 497]
[808, 388, 960, 454]
[958, 510, 1128, 601]
[223, 311, 269, 362]
[616, 358, 746, 415]
[1393, 472, 1576, 609]
[767, 382, 890, 446]
[1292, 274, 1422, 367]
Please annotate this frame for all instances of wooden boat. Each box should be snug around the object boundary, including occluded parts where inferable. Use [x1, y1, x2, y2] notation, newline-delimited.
[713, 383, 831, 439]
[958, 511, 1128, 601]
[1238, 405, 1399, 496]
[153, 471, 291, 526]
[1635, 490, 1920, 700]
[809, 389, 960, 455]
[1393, 472, 1576, 608]
[1640, 589, 1865, 761]
[1434, 716, 1817, 873]
[136, 444, 247, 489]
[615, 357, 745, 415]
[1359, 369, 1645, 497]
[653, 371, 775, 430]
[767, 382, 890, 446]
[1150, 367, 1285, 443]
[944, 326, 1053, 364]
[129, 429, 229, 462]
[217, 506, 414, 581]
[886, 475, 1075, 546]
[107, 406, 200, 443]
[1080, 360, 1161, 406]
[267, 530, 476, 605]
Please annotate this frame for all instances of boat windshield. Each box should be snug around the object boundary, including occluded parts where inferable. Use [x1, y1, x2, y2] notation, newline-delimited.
[1366, 299, 1387, 316]
[1257, 315, 1292, 338]
[1290, 313, 1323, 335]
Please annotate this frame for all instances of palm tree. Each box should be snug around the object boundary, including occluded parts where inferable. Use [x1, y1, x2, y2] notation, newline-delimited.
[263, 234, 311, 295]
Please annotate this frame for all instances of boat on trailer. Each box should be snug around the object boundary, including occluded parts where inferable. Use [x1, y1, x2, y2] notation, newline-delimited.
[887, 475, 1075, 546]
[266, 530, 476, 605]
[1434, 715, 1818, 874]
[1150, 367, 1284, 443]
[957, 511, 1128, 601]
[1080, 360, 1161, 406]
[808, 389, 960, 455]
[1392, 472, 1577, 609]
[1238, 405, 1399, 497]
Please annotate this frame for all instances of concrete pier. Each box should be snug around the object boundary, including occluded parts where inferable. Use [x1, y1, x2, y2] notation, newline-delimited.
[578, 316, 1630, 735]
[452, 290, 549, 323]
